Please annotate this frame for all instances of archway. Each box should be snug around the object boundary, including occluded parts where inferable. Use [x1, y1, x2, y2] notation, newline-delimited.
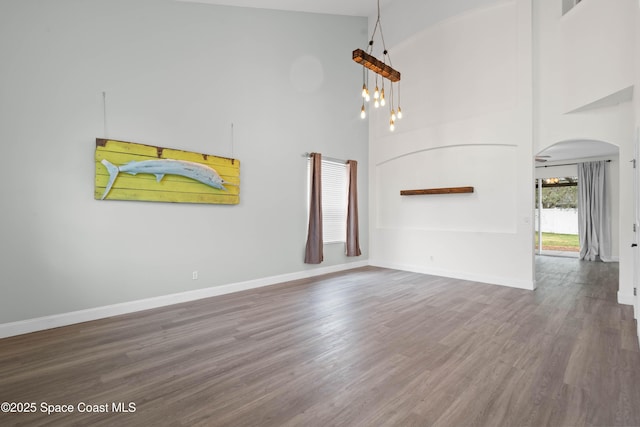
[534, 139, 621, 286]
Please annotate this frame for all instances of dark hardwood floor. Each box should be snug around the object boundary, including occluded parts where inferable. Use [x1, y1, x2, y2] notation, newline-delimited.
[0, 257, 638, 426]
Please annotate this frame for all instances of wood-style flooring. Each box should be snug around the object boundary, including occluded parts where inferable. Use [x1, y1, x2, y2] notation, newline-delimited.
[0, 257, 639, 426]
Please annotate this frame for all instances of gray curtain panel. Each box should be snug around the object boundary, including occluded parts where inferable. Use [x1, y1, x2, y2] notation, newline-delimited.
[304, 153, 323, 264]
[578, 160, 611, 261]
[346, 160, 362, 257]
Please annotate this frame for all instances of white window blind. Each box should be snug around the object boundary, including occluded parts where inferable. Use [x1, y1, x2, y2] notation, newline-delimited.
[307, 158, 347, 243]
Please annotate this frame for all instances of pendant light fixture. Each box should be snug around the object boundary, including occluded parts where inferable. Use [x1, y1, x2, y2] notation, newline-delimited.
[353, 0, 402, 131]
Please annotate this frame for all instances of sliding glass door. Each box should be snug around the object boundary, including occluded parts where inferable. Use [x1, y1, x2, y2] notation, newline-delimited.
[535, 176, 579, 256]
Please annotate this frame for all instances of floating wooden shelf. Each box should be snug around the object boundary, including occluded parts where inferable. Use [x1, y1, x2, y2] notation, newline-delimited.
[400, 186, 474, 196]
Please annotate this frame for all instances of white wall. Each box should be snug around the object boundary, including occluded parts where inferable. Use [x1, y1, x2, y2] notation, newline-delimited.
[535, 163, 577, 180]
[560, 0, 635, 113]
[369, 0, 535, 289]
[0, 0, 368, 324]
[376, 0, 500, 48]
[534, 0, 635, 302]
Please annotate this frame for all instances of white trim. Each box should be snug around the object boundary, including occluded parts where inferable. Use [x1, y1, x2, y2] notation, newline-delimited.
[369, 260, 535, 291]
[618, 291, 635, 306]
[0, 261, 368, 339]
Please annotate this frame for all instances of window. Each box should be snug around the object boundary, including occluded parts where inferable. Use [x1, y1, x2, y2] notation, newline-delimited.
[307, 158, 347, 243]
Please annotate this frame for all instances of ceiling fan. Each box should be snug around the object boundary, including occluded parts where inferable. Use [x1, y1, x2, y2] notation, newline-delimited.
[535, 155, 551, 163]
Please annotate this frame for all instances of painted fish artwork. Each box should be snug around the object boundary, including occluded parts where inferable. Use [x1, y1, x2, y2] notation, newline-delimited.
[95, 139, 240, 204]
[100, 159, 228, 199]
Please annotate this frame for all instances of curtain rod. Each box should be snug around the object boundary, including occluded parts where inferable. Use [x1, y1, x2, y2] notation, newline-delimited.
[535, 159, 611, 168]
[302, 152, 348, 164]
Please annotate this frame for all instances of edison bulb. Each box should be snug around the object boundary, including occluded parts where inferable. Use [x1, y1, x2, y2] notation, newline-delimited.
[380, 97, 386, 107]
[374, 99, 380, 108]
[389, 119, 395, 131]
[365, 93, 371, 102]
[391, 110, 396, 121]
[360, 105, 366, 119]
[361, 84, 368, 98]
[373, 86, 380, 99]
[397, 107, 403, 119]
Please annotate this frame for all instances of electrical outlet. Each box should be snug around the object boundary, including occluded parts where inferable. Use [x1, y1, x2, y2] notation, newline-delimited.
[192, 271, 198, 280]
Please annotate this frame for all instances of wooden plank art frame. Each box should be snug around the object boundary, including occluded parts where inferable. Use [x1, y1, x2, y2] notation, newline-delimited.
[95, 139, 240, 205]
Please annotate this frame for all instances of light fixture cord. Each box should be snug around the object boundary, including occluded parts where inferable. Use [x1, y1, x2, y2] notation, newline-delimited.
[367, 0, 381, 54]
[367, 0, 393, 68]
[377, 0, 391, 67]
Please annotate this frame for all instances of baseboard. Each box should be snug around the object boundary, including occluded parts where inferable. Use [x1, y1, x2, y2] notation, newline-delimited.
[369, 260, 535, 291]
[0, 260, 369, 339]
[618, 291, 635, 306]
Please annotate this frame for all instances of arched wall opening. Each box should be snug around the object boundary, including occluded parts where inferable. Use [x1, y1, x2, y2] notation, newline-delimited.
[534, 139, 621, 288]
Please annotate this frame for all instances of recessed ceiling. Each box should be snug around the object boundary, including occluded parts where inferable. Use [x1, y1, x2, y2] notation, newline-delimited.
[175, 0, 395, 17]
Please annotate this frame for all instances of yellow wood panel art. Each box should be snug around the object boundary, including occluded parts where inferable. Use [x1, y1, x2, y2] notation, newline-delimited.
[95, 139, 240, 204]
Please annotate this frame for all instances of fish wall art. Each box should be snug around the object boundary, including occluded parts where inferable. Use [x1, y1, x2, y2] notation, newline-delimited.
[95, 139, 240, 204]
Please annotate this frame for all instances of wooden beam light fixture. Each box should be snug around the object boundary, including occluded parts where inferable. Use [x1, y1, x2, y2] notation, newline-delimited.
[353, 49, 400, 82]
[354, 0, 402, 131]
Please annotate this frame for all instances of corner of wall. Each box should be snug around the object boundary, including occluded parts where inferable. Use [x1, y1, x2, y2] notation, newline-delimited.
[618, 290, 635, 306]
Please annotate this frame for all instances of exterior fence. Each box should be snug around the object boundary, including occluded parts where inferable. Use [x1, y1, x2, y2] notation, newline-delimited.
[534, 208, 578, 234]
